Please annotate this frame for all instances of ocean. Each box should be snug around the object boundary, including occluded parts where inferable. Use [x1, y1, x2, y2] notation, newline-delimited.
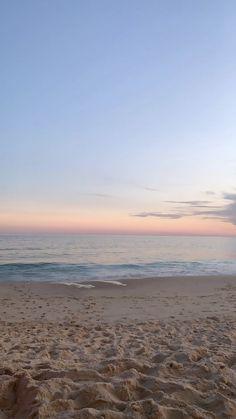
[0, 234, 236, 283]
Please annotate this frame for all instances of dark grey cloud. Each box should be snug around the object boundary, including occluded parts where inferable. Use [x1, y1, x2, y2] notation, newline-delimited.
[132, 192, 236, 225]
[166, 200, 221, 209]
[193, 195, 236, 225]
[133, 212, 184, 219]
[189, 205, 221, 208]
[166, 200, 211, 206]
[223, 192, 236, 201]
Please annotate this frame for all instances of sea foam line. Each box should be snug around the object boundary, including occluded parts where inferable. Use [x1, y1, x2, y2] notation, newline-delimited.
[60, 282, 95, 289]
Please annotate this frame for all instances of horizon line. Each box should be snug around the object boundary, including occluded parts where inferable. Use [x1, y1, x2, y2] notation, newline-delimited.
[1, 231, 236, 238]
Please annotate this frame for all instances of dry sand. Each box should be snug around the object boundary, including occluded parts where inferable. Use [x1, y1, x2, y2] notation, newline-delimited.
[0, 276, 236, 418]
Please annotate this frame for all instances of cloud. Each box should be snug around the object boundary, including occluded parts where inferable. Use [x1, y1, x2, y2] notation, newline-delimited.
[166, 200, 212, 207]
[223, 192, 236, 201]
[125, 182, 158, 192]
[133, 212, 185, 219]
[82, 192, 112, 198]
[166, 200, 221, 209]
[167, 200, 210, 205]
[132, 192, 236, 225]
[205, 191, 216, 196]
[143, 186, 159, 192]
[104, 176, 158, 192]
[193, 194, 236, 225]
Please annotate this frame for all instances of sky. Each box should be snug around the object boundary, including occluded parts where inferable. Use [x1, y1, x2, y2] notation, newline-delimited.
[1, 0, 236, 236]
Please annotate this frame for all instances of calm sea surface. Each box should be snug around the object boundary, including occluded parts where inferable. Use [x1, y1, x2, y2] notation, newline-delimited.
[0, 234, 236, 283]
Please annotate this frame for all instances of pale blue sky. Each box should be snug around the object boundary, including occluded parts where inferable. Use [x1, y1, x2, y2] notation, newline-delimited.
[1, 1, 236, 233]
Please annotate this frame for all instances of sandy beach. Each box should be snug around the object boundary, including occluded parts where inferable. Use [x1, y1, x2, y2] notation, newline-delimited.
[0, 275, 236, 418]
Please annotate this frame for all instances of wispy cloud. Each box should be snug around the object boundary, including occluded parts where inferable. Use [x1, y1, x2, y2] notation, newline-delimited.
[124, 181, 158, 192]
[133, 212, 184, 219]
[166, 200, 211, 205]
[81, 192, 112, 198]
[143, 186, 159, 192]
[132, 192, 236, 225]
[104, 176, 158, 192]
[205, 191, 216, 196]
[166, 200, 221, 209]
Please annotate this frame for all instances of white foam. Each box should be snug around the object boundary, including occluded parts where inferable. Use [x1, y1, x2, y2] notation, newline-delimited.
[58, 280, 127, 288]
[61, 282, 95, 289]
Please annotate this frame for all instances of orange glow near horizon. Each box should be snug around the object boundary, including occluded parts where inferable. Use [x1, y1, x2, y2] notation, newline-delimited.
[1, 211, 236, 236]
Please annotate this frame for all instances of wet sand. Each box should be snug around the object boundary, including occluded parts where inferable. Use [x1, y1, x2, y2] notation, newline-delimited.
[0, 275, 236, 418]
